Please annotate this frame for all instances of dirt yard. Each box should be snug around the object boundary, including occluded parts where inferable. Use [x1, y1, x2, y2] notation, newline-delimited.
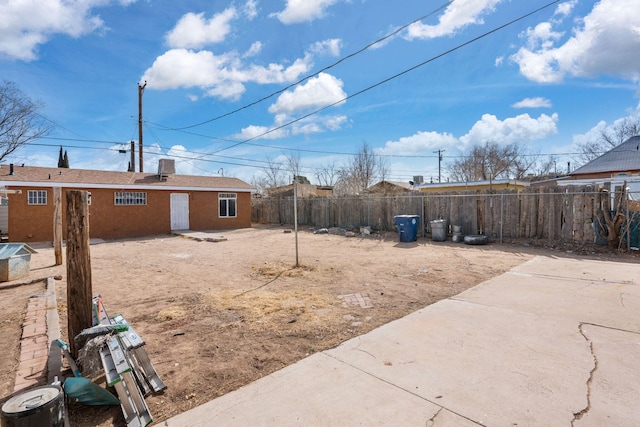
[0, 225, 635, 426]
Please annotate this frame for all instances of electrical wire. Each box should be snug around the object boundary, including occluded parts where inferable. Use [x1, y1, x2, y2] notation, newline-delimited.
[159, 1, 454, 131]
[29, 1, 563, 168]
[205, 0, 561, 156]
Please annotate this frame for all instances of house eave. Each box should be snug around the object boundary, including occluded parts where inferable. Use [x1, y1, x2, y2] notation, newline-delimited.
[0, 181, 254, 193]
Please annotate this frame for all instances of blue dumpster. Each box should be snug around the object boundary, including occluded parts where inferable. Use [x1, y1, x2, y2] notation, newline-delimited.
[394, 215, 419, 242]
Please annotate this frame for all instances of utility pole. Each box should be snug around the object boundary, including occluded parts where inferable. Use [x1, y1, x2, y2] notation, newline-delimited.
[138, 81, 147, 173]
[129, 140, 135, 172]
[434, 149, 445, 183]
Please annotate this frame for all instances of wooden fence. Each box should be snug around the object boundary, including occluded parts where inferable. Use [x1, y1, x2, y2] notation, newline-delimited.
[251, 185, 640, 249]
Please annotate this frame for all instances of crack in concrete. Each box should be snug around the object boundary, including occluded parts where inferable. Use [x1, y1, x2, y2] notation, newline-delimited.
[426, 407, 442, 426]
[571, 323, 598, 425]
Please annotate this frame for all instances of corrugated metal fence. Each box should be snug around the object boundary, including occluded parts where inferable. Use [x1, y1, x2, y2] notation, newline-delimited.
[251, 185, 640, 249]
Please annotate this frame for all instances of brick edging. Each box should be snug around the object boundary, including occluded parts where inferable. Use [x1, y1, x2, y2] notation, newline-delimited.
[13, 277, 61, 392]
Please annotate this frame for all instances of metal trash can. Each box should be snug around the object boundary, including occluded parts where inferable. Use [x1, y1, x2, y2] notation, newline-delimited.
[1, 385, 65, 427]
[430, 219, 447, 242]
[394, 215, 419, 242]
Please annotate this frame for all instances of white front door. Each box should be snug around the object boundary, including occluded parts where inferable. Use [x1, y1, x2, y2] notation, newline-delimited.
[170, 193, 189, 230]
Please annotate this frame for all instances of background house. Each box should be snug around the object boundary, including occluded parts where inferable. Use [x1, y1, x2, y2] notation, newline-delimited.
[364, 180, 415, 194]
[0, 161, 255, 242]
[555, 135, 640, 199]
[266, 183, 333, 198]
[415, 179, 530, 193]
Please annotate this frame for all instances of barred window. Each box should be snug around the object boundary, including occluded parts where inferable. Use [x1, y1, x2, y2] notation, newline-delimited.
[219, 193, 237, 218]
[28, 190, 47, 205]
[114, 191, 147, 206]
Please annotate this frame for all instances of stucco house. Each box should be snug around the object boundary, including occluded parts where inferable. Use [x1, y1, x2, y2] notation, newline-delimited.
[0, 161, 255, 242]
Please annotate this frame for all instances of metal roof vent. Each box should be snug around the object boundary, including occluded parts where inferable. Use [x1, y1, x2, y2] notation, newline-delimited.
[158, 159, 175, 181]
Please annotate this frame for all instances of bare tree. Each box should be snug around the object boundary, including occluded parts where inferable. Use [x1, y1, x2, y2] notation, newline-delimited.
[262, 157, 287, 189]
[447, 141, 535, 182]
[339, 142, 379, 193]
[577, 117, 640, 163]
[377, 155, 390, 182]
[285, 152, 311, 184]
[285, 151, 302, 180]
[249, 174, 270, 196]
[314, 160, 340, 186]
[535, 155, 559, 177]
[511, 150, 540, 179]
[0, 81, 51, 161]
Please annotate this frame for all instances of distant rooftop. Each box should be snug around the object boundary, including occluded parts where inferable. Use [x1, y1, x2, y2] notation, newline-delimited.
[0, 164, 255, 192]
[571, 136, 640, 176]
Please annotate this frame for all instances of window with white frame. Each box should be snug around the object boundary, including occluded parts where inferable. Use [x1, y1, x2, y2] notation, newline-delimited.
[114, 191, 147, 206]
[27, 190, 47, 205]
[219, 193, 237, 217]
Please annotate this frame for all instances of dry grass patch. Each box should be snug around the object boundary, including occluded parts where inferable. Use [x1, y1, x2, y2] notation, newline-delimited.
[251, 262, 315, 278]
[156, 306, 188, 321]
[203, 288, 337, 333]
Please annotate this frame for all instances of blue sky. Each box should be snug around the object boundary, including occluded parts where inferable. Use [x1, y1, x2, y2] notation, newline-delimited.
[1, 0, 639, 185]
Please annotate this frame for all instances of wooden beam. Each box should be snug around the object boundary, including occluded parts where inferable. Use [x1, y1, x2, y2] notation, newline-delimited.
[53, 187, 62, 265]
[65, 190, 92, 358]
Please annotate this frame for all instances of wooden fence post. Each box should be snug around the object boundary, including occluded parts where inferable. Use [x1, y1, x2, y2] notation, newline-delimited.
[53, 187, 63, 265]
[65, 190, 92, 358]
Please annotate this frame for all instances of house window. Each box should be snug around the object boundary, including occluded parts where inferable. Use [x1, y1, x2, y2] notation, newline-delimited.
[28, 190, 47, 205]
[114, 191, 147, 206]
[219, 193, 237, 218]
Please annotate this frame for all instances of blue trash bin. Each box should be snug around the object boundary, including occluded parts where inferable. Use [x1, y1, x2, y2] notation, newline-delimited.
[394, 215, 419, 242]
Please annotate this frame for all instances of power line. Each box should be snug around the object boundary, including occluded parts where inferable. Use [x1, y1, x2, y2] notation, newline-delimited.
[183, 0, 562, 158]
[30, 1, 564, 171]
[159, 1, 454, 131]
[30, 136, 583, 162]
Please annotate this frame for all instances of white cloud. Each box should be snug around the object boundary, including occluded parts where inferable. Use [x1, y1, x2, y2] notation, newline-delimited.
[0, 0, 138, 61]
[272, 0, 340, 24]
[405, 0, 504, 40]
[268, 72, 346, 114]
[309, 39, 342, 57]
[511, 0, 640, 83]
[165, 8, 237, 49]
[141, 48, 314, 101]
[205, 81, 247, 100]
[460, 113, 558, 146]
[554, 1, 577, 19]
[512, 97, 552, 109]
[243, 41, 263, 58]
[243, 0, 259, 21]
[376, 131, 459, 155]
[292, 114, 348, 135]
[142, 49, 235, 89]
[572, 120, 606, 149]
[572, 100, 640, 147]
[234, 125, 290, 140]
[233, 113, 348, 141]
